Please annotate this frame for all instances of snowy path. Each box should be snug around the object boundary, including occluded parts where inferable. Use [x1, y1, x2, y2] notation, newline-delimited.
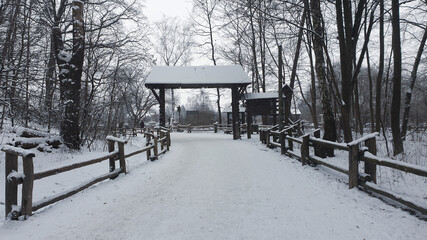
[1, 133, 426, 239]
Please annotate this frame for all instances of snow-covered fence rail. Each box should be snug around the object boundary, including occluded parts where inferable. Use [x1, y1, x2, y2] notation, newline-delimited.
[172, 123, 248, 134]
[259, 128, 427, 215]
[2, 129, 172, 220]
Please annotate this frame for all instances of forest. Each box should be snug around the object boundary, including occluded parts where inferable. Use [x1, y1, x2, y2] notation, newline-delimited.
[0, 0, 426, 156]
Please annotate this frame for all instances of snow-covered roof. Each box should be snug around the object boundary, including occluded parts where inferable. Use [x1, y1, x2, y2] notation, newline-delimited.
[242, 92, 283, 100]
[145, 65, 251, 88]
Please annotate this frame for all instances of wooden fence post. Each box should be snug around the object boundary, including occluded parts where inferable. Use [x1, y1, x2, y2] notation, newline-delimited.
[364, 137, 377, 183]
[297, 121, 303, 135]
[160, 131, 165, 151]
[287, 128, 293, 151]
[214, 123, 218, 133]
[280, 131, 286, 155]
[5, 153, 18, 218]
[313, 129, 321, 157]
[153, 136, 159, 160]
[301, 134, 310, 166]
[260, 130, 264, 143]
[21, 156, 34, 219]
[108, 140, 115, 172]
[166, 131, 170, 151]
[266, 130, 271, 147]
[145, 134, 151, 160]
[118, 142, 126, 174]
[348, 144, 359, 189]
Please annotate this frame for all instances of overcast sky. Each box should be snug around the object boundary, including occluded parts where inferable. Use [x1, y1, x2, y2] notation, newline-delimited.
[145, 0, 193, 22]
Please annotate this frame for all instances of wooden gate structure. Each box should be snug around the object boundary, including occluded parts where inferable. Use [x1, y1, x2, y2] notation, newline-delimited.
[145, 65, 251, 140]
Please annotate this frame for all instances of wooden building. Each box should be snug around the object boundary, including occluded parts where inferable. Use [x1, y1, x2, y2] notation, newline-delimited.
[145, 65, 251, 140]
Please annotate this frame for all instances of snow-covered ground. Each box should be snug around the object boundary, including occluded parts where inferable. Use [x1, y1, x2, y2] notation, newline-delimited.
[0, 133, 426, 239]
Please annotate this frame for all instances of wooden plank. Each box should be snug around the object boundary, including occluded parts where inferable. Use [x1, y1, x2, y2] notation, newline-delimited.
[348, 144, 359, 189]
[308, 155, 349, 175]
[232, 86, 240, 140]
[118, 142, 126, 174]
[32, 169, 122, 212]
[313, 129, 321, 157]
[5, 153, 18, 218]
[124, 146, 154, 159]
[359, 182, 427, 215]
[287, 136, 303, 144]
[1, 145, 35, 158]
[310, 137, 349, 151]
[153, 136, 159, 160]
[364, 137, 377, 183]
[34, 151, 119, 180]
[301, 134, 309, 166]
[286, 150, 301, 160]
[363, 153, 427, 177]
[108, 140, 115, 173]
[21, 157, 34, 218]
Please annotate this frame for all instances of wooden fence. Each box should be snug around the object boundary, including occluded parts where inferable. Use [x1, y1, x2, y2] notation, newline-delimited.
[2, 128, 171, 220]
[260, 125, 427, 216]
[172, 123, 254, 134]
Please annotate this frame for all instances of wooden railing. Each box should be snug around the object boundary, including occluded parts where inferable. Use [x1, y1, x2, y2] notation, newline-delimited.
[2, 128, 171, 220]
[172, 123, 249, 134]
[260, 127, 427, 215]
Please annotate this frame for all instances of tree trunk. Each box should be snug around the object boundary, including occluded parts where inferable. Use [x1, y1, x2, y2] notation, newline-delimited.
[375, 0, 384, 133]
[57, 1, 85, 149]
[401, 24, 427, 139]
[286, 7, 306, 125]
[335, 0, 359, 143]
[310, 0, 337, 156]
[390, 0, 403, 155]
[249, 1, 260, 92]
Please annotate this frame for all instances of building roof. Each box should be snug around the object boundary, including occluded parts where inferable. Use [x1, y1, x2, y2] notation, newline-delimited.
[242, 92, 284, 100]
[145, 65, 251, 89]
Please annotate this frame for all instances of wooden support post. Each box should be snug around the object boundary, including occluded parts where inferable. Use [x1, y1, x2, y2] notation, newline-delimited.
[287, 128, 293, 151]
[159, 88, 166, 127]
[266, 130, 271, 147]
[364, 137, 377, 183]
[145, 134, 151, 160]
[118, 142, 126, 174]
[21, 157, 34, 219]
[301, 134, 310, 165]
[5, 153, 18, 218]
[166, 131, 170, 151]
[214, 123, 218, 133]
[280, 131, 286, 155]
[313, 129, 321, 157]
[348, 144, 359, 189]
[108, 140, 115, 172]
[153, 136, 159, 160]
[160, 131, 164, 151]
[231, 86, 240, 140]
[246, 112, 252, 139]
[259, 130, 264, 143]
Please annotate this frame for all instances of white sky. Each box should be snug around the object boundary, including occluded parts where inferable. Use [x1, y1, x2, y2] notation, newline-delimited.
[144, 0, 193, 22]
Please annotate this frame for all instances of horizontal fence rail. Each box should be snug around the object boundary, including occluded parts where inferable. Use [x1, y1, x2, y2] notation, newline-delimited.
[2, 128, 172, 220]
[258, 124, 427, 216]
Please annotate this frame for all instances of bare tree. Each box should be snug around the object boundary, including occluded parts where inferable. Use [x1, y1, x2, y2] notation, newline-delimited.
[310, 0, 337, 156]
[391, 0, 404, 155]
[192, 0, 223, 123]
